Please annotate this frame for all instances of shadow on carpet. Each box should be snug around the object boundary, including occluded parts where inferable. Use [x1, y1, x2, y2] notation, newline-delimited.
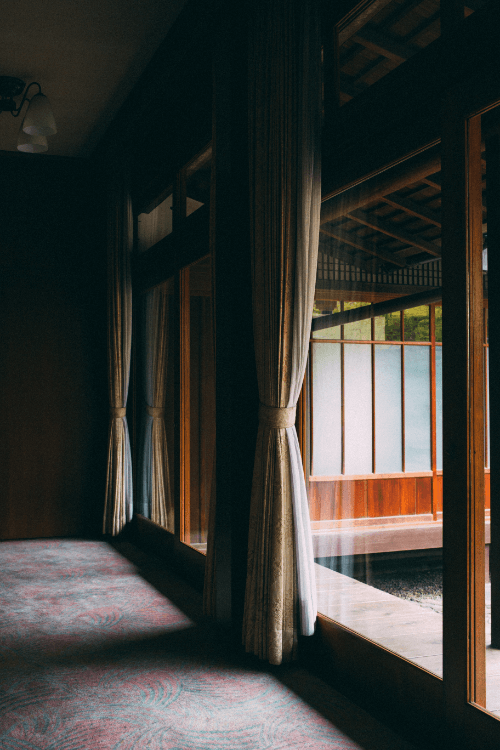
[0, 538, 416, 750]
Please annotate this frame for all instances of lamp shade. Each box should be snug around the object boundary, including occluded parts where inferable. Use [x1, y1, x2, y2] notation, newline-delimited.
[17, 127, 48, 153]
[22, 93, 57, 136]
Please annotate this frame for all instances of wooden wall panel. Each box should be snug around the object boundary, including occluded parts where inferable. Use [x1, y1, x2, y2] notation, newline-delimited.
[367, 478, 399, 518]
[309, 472, 486, 523]
[399, 477, 417, 515]
[309, 481, 335, 520]
[338, 480, 367, 519]
[0, 155, 107, 540]
[434, 474, 443, 514]
[416, 476, 433, 515]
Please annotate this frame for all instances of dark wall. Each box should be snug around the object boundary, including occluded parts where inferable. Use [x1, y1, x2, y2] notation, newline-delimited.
[0, 153, 107, 539]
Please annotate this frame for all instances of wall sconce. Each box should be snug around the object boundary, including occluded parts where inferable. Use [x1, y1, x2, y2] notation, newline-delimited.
[0, 76, 57, 153]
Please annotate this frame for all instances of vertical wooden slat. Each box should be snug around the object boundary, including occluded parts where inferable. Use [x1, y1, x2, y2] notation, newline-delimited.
[485, 134, 500, 647]
[442, 96, 485, 717]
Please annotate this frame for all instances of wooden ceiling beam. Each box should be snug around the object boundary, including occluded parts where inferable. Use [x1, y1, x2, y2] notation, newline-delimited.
[381, 193, 442, 226]
[321, 148, 441, 223]
[319, 235, 379, 272]
[346, 209, 442, 256]
[338, 0, 394, 46]
[321, 226, 407, 267]
[352, 26, 417, 63]
[385, 0, 428, 29]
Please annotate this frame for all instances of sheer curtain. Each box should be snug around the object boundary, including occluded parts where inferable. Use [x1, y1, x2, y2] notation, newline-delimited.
[103, 170, 133, 535]
[242, 0, 321, 665]
[140, 284, 174, 530]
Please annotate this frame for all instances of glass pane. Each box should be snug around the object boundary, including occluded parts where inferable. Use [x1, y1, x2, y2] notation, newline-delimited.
[312, 298, 341, 339]
[139, 279, 175, 531]
[404, 345, 431, 471]
[182, 256, 215, 552]
[344, 301, 371, 340]
[311, 343, 342, 475]
[344, 343, 373, 474]
[337, 0, 441, 106]
[137, 192, 173, 252]
[310, 146, 442, 677]
[404, 305, 430, 341]
[375, 345, 402, 473]
[375, 310, 401, 340]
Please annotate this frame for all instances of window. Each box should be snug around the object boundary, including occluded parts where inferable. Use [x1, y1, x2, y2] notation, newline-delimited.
[133, 145, 213, 563]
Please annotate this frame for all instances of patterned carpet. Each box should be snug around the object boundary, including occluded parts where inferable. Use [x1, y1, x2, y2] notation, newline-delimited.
[0, 539, 416, 750]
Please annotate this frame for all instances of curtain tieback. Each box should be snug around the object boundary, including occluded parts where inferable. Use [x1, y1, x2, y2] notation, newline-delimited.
[258, 403, 296, 429]
[146, 405, 165, 418]
[110, 407, 126, 418]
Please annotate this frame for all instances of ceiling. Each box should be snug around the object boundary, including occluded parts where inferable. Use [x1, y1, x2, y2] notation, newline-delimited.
[0, 0, 187, 157]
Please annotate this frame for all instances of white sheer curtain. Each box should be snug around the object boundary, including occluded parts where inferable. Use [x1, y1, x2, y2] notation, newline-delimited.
[242, 0, 321, 664]
[103, 169, 133, 535]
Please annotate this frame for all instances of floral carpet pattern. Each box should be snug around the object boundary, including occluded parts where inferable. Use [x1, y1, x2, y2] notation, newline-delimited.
[0, 540, 415, 750]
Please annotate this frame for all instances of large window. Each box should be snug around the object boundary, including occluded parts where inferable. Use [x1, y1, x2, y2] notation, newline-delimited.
[311, 302, 441, 480]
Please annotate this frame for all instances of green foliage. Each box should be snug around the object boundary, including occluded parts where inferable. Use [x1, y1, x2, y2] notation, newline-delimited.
[404, 305, 430, 341]
[384, 312, 401, 341]
[435, 306, 442, 342]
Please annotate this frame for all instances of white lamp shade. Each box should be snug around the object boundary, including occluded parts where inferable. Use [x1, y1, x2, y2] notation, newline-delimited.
[22, 93, 57, 136]
[17, 128, 48, 153]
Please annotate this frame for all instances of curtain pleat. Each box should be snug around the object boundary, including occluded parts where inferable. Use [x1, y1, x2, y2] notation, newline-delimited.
[103, 170, 134, 535]
[242, 0, 321, 664]
[141, 286, 174, 530]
